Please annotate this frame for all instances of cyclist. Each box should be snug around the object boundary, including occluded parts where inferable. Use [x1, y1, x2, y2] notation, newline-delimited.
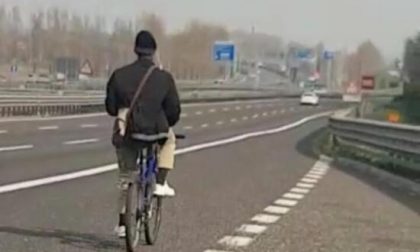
[105, 30, 181, 237]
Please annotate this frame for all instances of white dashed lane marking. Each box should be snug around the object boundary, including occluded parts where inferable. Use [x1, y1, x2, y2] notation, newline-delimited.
[222, 107, 230, 112]
[297, 182, 315, 188]
[0, 130, 8, 134]
[204, 158, 332, 252]
[301, 178, 318, 184]
[38, 126, 59, 131]
[275, 198, 298, 207]
[230, 118, 237, 123]
[252, 114, 259, 119]
[216, 121, 224, 126]
[80, 124, 98, 128]
[0, 144, 34, 153]
[218, 236, 253, 248]
[251, 214, 280, 224]
[183, 126, 193, 130]
[209, 108, 216, 113]
[181, 113, 188, 118]
[242, 116, 249, 121]
[195, 111, 203, 115]
[283, 192, 305, 200]
[235, 106, 241, 111]
[63, 138, 99, 145]
[290, 187, 310, 194]
[305, 174, 324, 179]
[237, 224, 267, 234]
[201, 124, 209, 128]
[264, 206, 290, 215]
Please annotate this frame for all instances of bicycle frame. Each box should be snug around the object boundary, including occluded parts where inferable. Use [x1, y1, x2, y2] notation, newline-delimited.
[137, 145, 159, 213]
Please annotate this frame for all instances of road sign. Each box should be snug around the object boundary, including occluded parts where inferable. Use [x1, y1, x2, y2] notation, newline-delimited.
[323, 51, 334, 60]
[296, 49, 311, 59]
[213, 41, 235, 62]
[388, 110, 401, 123]
[346, 81, 359, 94]
[80, 60, 93, 76]
[361, 75, 375, 90]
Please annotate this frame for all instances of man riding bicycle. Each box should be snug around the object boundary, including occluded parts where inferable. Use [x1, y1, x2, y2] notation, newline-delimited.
[105, 30, 181, 237]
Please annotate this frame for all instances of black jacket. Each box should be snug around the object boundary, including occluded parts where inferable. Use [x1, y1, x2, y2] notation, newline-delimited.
[105, 58, 181, 145]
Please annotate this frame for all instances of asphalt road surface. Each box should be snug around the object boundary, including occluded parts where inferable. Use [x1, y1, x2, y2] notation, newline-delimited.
[0, 98, 418, 252]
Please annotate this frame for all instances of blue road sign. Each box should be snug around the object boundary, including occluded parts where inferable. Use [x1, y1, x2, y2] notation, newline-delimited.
[323, 51, 334, 60]
[295, 49, 311, 59]
[213, 41, 235, 62]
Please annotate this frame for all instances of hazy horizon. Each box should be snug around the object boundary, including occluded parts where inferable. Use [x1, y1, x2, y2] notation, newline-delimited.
[3, 0, 420, 60]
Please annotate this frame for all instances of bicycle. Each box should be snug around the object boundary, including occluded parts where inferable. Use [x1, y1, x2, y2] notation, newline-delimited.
[124, 134, 185, 252]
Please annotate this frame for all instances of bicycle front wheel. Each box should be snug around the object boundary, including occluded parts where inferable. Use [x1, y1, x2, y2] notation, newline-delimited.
[144, 184, 163, 245]
[124, 182, 141, 252]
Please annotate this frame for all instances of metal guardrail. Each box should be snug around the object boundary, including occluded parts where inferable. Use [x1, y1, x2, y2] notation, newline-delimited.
[329, 109, 420, 179]
[330, 111, 420, 157]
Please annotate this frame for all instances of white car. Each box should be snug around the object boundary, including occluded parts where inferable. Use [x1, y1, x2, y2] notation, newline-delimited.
[300, 92, 320, 106]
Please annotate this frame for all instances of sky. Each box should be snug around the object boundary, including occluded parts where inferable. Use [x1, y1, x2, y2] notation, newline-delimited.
[3, 0, 420, 60]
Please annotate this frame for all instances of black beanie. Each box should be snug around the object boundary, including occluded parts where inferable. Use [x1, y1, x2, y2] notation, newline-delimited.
[134, 30, 157, 55]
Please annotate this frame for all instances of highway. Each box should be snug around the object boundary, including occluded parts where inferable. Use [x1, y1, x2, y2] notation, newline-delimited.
[0, 98, 419, 252]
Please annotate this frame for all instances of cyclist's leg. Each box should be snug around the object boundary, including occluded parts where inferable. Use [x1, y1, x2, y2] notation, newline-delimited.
[115, 145, 139, 226]
[156, 128, 176, 185]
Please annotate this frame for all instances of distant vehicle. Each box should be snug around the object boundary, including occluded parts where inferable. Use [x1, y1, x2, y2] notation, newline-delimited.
[300, 92, 319, 106]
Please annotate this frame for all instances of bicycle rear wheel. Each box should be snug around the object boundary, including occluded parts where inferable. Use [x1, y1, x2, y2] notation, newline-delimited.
[124, 182, 141, 252]
[144, 183, 163, 245]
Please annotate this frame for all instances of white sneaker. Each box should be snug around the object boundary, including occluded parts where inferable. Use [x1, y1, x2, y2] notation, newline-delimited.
[114, 225, 126, 238]
[154, 182, 176, 197]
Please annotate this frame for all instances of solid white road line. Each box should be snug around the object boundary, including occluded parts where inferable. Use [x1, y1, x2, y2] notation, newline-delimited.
[63, 138, 99, 145]
[274, 199, 298, 207]
[251, 214, 280, 224]
[0, 111, 332, 194]
[283, 192, 305, 200]
[218, 236, 253, 248]
[38, 126, 59, 130]
[81, 124, 98, 128]
[0, 164, 117, 194]
[264, 206, 290, 215]
[236, 224, 267, 234]
[0, 145, 34, 153]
